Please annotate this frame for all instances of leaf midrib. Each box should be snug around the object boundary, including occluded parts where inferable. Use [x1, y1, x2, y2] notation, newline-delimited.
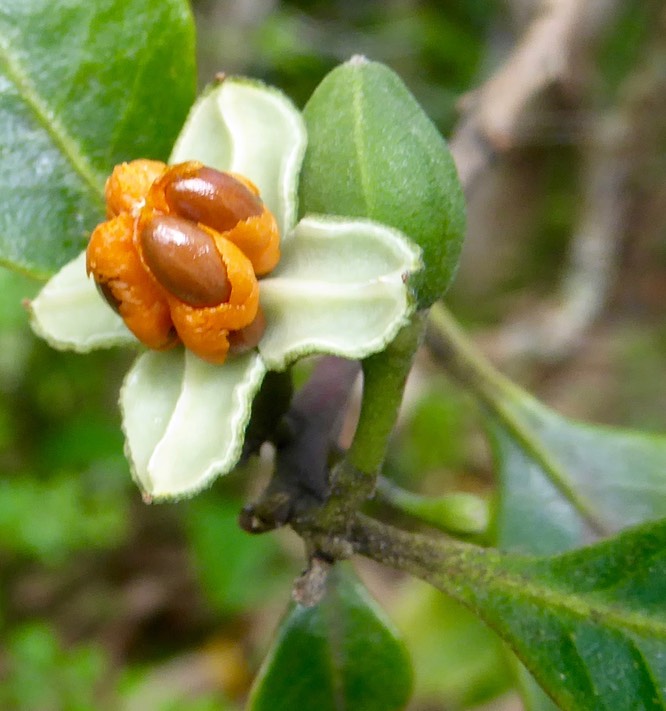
[324, 590, 347, 711]
[490, 398, 611, 537]
[0, 32, 106, 202]
[456, 551, 666, 641]
[351, 70, 373, 218]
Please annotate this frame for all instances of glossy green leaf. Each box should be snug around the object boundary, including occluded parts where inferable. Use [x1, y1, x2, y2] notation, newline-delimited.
[486, 372, 666, 709]
[300, 57, 465, 307]
[0, 0, 196, 277]
[418, 518, 666, 710]
[248, 567, 413, 711]
[487, 388, 666, 556]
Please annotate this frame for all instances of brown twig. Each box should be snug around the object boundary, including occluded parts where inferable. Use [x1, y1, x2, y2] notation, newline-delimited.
[451, 0, 622, 193]
[449, 0, 666, 365]
[480, 7, 666, 364]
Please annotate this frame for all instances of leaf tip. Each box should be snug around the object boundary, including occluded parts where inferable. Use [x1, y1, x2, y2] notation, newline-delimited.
[348, 54, 370, 66]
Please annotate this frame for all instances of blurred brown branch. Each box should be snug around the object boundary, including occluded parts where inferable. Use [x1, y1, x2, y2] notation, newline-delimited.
[450, 1, 666, 365]
[451, 0, 622, 191]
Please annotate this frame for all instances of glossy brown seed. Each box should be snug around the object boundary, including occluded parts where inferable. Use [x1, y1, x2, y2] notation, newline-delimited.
[164, 167, 264, 233]
[140, 215, 232, 307]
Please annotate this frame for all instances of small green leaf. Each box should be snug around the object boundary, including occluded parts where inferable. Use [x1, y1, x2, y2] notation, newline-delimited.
[170, 77, 306, 236]
[0, 0, 196, 277]
[487, 390, 666, 556]
[378, 479, 489, 536]
[120, 349, 266, 500]
[300, 57, 466, 307]
[258, 215, 421, 370]
[248, 567, 413, 711]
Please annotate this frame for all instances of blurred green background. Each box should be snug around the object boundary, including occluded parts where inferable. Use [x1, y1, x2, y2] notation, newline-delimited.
[1, 1, 665, 709]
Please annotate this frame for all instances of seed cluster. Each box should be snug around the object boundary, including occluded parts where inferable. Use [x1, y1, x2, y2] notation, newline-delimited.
[86, 160, 280, 364]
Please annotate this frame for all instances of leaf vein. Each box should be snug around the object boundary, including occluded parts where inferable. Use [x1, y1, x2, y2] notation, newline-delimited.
[486, 564, 666, 640]
[352, 71, 373, 217]
[627, 635, 664, 709]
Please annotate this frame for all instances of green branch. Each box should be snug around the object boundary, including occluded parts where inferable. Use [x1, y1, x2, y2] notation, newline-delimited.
[344, 312, 426, 489]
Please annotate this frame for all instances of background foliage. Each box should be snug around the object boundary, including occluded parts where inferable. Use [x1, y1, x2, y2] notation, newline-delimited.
[1, 0, 665, 709]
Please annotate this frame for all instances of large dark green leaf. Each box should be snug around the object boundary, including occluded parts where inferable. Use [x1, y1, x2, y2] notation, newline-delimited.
[379, 517, 666, 710]
[490, 408, 666, 709]
[428, 305, 666, 707]
[0, 0, 196, 277]
[486, 359, 666, 709]
[300, 58, 465, 307]
[248, 566, 413, 711]
[493, 520, 666, 710]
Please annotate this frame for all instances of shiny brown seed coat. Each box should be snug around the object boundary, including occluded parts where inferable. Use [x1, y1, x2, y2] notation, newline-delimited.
[164, 167, 264, 234]
[140, 215, 232, 307]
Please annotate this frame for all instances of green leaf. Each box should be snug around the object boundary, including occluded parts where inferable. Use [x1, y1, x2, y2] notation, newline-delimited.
[300, 57, 466, 307]
[488, 390, 666, 709]
[258, 215, 421, 370]
[428, 305, 666, 708]
[378, 479, 489, 536]
[414, 518, 666, 710]
[248, 567, 413, 711]
[0, 0, 196, 277]
[487, 388, 666, 556]
[120, 349, 266, 500]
